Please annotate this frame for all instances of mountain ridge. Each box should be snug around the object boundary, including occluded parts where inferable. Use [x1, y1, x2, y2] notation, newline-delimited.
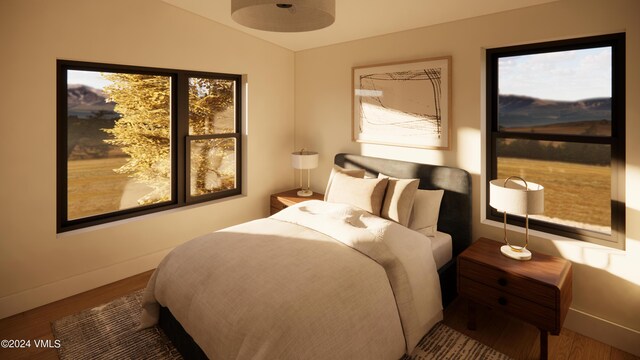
[498, 94, 611, 129]
[67, 85, 117, 119]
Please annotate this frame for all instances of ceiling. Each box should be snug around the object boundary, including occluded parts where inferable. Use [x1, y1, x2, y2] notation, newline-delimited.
[161, 0, 557, 52]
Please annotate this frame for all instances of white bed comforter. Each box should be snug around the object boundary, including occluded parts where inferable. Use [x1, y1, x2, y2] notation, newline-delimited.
[140, 201, 442, 359]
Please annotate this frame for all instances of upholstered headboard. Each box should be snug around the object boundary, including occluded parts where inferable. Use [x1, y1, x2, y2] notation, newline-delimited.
[334, 153, 472, 257]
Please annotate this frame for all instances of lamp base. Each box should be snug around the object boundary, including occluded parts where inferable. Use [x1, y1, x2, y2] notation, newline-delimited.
[500, 245, 532, 261]
[297, 189, 313, 197]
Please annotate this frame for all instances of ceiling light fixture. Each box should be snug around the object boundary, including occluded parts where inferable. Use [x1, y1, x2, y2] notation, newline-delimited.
[231, 0, 335, 32]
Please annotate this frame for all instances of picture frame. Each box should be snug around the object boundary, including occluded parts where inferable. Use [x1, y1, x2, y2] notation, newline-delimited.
[352, 56, 451, 149]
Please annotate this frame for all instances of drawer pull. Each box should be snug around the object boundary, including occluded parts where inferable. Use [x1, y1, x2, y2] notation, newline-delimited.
[498, 297, 508, 306]
[498, 278, 508, 286]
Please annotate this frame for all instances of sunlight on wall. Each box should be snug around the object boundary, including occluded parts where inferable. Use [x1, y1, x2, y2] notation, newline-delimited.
[360, 143, 445, 165]
[243, 78, 250, 135]
[456, 127, 481, 174]
[242, 77, 250, 194]
[626, 163, 640, 217]
[550, 227, 640, 286]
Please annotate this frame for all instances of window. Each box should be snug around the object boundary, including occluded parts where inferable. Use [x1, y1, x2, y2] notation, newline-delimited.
[486, 33, 625, 248]
[57, 61, 242, 232]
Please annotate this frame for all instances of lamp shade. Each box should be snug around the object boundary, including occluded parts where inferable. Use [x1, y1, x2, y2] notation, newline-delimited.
[231, 0, 335, 32]
[489, 178, 544, 215]
[291, 151, 318, 169]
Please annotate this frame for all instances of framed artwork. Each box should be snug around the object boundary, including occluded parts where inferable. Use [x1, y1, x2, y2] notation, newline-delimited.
[352, 56, 451, 149]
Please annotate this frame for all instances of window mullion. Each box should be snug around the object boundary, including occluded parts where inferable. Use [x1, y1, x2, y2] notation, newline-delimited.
[494, 132, 613, 145]
[176, 73, 189, 205]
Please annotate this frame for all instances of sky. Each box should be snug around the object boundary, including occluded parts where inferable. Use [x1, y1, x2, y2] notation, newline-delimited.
[67, 70, 112, 89]
[498, 46, 611, 101]
[68, 48, 611, 101]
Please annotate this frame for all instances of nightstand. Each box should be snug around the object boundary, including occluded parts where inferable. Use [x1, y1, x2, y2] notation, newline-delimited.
[270, 189, 324, 215]
[457, 238, 572, 360]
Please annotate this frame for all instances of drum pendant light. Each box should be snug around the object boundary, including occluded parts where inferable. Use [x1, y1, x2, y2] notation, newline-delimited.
[231, 0, 335, 32]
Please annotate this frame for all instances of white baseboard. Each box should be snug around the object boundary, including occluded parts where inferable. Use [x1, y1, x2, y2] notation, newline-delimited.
[565, 307, 640, 356]
[0, 248, 172, 319]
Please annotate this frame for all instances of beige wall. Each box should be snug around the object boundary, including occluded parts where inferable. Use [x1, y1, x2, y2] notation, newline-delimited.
[0, 0, 294, 316]
[295, 0, 639, 354]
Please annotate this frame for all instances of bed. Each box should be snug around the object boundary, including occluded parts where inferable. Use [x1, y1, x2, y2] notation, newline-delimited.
[333, 154, 472, 307]
[140, 153, 471, 360]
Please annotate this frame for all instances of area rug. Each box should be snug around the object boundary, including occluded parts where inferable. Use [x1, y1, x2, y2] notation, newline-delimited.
[51, 289, 181, 360]
[52, 289, 511, 360]
[403, 322, 512, 360]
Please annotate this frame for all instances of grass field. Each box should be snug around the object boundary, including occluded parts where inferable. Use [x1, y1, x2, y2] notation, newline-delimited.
[68, 156, 611, 233]
[498, 157, 610, 233]
[67, 157, 131, 220]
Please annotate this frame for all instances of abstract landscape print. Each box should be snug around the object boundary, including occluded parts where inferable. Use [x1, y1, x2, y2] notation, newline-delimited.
[352, 57, 451, 149]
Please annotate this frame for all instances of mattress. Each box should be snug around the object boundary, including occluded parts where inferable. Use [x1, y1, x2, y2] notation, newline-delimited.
[431, 231, 453, 269]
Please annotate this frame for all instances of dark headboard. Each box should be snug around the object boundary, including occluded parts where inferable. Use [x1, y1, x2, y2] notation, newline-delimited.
[335, 153, 472, 257]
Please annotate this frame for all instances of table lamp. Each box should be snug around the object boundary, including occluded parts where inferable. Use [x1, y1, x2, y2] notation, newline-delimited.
[291, 149, 319, 197]
[489, 176, 544, 260]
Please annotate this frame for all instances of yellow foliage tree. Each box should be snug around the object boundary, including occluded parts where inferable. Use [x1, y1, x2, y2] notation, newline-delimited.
[188, 78, 236, 196]
[102, 74, 236, 204]
[102, 73, 171, 205]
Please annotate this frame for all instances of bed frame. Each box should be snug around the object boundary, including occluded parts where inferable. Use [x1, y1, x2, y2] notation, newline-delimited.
[158, 153, 472, 359]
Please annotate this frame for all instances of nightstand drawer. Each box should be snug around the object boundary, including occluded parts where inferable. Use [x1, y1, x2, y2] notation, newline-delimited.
[459, 277, 558, 332]
[459, 257, 557, 308]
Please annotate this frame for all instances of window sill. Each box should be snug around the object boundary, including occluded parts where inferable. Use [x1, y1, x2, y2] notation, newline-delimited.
[481, 217, 627, 260]
[56, 193, 246, 239]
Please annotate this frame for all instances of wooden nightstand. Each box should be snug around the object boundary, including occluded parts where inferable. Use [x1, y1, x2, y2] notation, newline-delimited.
[457, 238, 572, 360]
[270, 189, 324, 215]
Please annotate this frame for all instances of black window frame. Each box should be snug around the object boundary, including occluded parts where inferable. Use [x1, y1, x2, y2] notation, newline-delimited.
[485, 33, 625, 248]
[57, 60, 242, 233]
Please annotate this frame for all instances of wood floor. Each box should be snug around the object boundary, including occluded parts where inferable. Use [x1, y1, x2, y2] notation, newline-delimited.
[0, 270, 636, 360]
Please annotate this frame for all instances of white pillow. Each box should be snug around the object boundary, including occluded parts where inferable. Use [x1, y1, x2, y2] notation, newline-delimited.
[377, 174, 419, 227]
[326, 172, 388, 216]
[409, 189, 444, 237]
[324, 166, 366, 201]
